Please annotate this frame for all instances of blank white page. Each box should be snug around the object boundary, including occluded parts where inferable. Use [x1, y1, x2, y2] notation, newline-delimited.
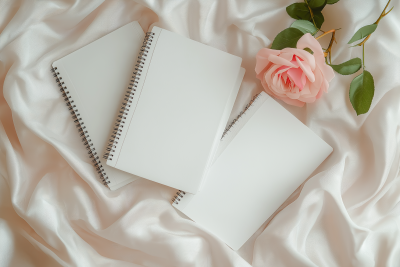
[108, 27, 242, 193]
[52, 22, 144, 190]
[199, 67, 246, 190]
[174, 92, 333, 250]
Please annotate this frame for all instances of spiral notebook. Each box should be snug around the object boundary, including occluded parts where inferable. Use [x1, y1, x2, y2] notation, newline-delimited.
[173, 92, 333, 250]
[51, 22, 146, 190]
[104, 26, 243, 193]
[51, 22, 243, 191]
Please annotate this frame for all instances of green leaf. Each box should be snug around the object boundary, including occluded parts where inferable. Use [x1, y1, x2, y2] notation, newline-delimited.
[327, 0, 340, 4]
[286, 3, 323, 28]
[349, 70, 374, 115]
[308, 0, 327, 12]
[313, 11, 324, 29]
[271, 28, 304, 50]
[348, 24, 377, 44]
[331, 58, 362, 75]
[286, 3, 311, 20]
[304, 48, 314, 54]
[290, 20, 318, 35]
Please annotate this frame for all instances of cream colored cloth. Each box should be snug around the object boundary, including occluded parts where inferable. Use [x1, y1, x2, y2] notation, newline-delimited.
[1, 0, 399, 266]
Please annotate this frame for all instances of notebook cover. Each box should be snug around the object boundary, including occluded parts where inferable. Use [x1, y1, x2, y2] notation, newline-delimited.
[173, 92, 333, 250]
[107, 26, 242, 193]
[52, 22, 144, 190]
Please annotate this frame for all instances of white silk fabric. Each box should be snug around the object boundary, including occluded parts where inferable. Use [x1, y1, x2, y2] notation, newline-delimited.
[0, 0, 399, 266]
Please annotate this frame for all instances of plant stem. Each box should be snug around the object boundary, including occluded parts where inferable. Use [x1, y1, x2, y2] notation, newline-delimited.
[362, 43, 365, 70]
[315, 29, 336, 64]
[315, 29, 335, 40]
[304, 0, 318, 29]
[357, 0, 393, 46]
[375, 0, 393, 24]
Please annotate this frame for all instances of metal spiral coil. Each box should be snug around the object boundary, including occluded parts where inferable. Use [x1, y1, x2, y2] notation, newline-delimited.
[171, 190, 186, 204]
[103, 31, 155, 161]
[221, 93, 261, 139]
[51, 67, 110, 186]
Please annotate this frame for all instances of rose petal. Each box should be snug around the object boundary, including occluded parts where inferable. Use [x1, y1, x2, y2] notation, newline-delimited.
[300, 82, 311, 95]
[321, 78, 329, 93]
[281, 72, 288, 81]
[255, 48, 280, 74]
[301, 73, 307, 88]
[300, 95, 316, 103]
[268, 54, 297, 68]
[287, 67, 304, 90]
[286, 89, 301, 99]
[290, 57, 299, 67]
[315, 88, 324, 99]
[260, 76, 276, 96]
[294, 50, 316, 70]
[308, 68, 323, 97]
[319, 63, 335, 82]
[270, 80, 286, 97]
[270, 75, 288, 97]
[276, 66, 291, 74]
[279, 50, 296, 62]
[265, 64, 281, 84]
[264, 66, 286, 96]
[282, 48, 316, 70]
[296, 33, 324, 58]
[296, 57, 315, 82]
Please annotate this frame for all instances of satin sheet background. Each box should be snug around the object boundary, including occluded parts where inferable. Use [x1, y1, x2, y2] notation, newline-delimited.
[0, 0, 399, 266]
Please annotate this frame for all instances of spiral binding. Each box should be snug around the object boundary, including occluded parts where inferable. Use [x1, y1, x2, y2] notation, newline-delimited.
[51, 67, 110, 186]
[171, 190, 186, 204]
[103, 31, 155, 161]
[171, 94, 262, 204]
[221, 93, 261, 139]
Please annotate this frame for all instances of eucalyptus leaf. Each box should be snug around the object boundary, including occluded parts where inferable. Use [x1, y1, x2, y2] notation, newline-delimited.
[271, 28, 304, 50]
[286, 3, 311, 20]
[313, 11, 324, 29]
[308, 0, 327, 12]
[290, 20, 318, 35]
[348, 24, 377, 44]
[331, 58, 362, 75]
[327, 0, 340, 4]
[349, 70, 374, 115]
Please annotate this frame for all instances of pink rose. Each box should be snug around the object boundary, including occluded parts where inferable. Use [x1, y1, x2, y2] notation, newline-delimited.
[255, 33, 335, 107]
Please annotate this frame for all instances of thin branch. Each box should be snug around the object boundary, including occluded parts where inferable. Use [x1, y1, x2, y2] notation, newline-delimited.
[362, 43, 365, 70]
[304, 0, 318, 29]
[315, 29, 335, 40]
[375, 0, 393, 24]
[357, 0, 393, 46]
[316, 29, 336, 64]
